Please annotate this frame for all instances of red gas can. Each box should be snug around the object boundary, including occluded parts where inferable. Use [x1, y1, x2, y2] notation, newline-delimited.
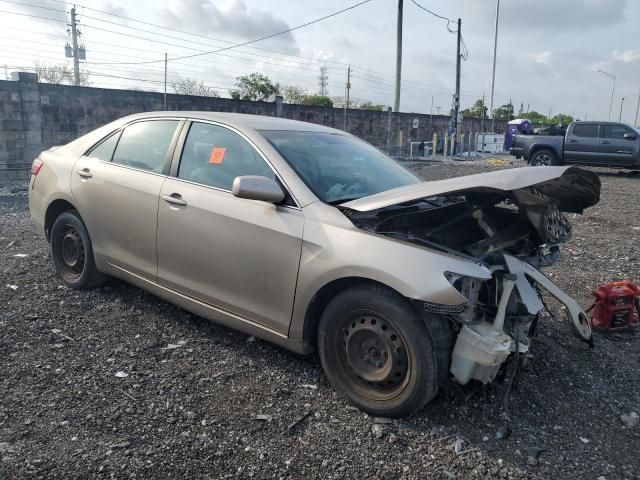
[589, 281, 640, 332]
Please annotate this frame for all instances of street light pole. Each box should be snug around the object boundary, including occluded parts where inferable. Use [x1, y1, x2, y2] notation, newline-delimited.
[394, 0, 403, 112]
[634, 90, 640, 127]
[619, 96, 625, 122]
[489, 0, 500, 132]
[597, 70, 616, 121]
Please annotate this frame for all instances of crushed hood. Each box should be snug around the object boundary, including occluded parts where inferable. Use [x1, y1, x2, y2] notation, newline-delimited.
[341, 166, 600, 214]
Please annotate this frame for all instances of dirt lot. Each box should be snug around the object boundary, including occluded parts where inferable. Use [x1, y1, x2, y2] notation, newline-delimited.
[1, 159, 639, 479]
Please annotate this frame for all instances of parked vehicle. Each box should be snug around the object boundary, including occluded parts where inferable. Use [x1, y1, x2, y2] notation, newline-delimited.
[511, 121, 640, 168]
[29, 112, 600, 417]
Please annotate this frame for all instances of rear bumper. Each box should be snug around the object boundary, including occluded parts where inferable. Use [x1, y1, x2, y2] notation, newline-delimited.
[509, 147, 525, 158]
[28, 176, 46, 238]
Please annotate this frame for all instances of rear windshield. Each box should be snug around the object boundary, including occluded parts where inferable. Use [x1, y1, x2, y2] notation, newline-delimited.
[260, 130, 421, 204]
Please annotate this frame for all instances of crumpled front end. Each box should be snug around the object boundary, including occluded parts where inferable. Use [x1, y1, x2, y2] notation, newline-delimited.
[341, 167, 600, 386]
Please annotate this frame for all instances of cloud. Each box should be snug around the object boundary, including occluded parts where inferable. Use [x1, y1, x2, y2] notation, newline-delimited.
[8, 0, 67, 23]
[529, 50, 552, 65]
[613, 49, 640, 62]
[461, 0, 627, 34]
[161, 0, 299, 53]
[99, 1, 128, 18]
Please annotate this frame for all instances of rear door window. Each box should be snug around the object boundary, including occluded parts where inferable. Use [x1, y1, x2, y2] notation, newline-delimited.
[87, 132, 120, 162]
[112, 120, 180, 173]
[571, 123, 599, 138]
[600, 124, 632, 139]
[177, 122, 274, 190]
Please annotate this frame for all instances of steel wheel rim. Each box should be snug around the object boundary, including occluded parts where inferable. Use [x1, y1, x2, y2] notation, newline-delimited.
[58, 224, 85, 279]
[334, 311, 411, 401]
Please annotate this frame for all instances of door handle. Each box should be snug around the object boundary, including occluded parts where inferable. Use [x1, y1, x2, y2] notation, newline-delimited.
[162, 193, 187, 206]
[76, 168, 92, 178]
[600, 141, 611, 144]
[568, 139, 578, 143]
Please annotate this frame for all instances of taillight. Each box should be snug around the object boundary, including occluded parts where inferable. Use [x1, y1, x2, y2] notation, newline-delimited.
[31, 158, 44, 176]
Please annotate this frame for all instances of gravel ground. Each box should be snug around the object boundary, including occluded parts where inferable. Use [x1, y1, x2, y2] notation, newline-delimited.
[1, 159, 639, 479]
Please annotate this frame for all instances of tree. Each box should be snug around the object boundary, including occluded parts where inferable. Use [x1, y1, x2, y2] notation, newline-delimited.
[550, 113, 573, 126]
[527, 111, 548, 125]
[34, 62, 90, 86]
[300, 95, 333, 108]
[359, 101, 385, 111]
[461, 99, 487, 118]
[492, 103, 515, 122]
[229, 73, 279, 101]
[282, 84, 307, 104]
[172, 78, 219, 97]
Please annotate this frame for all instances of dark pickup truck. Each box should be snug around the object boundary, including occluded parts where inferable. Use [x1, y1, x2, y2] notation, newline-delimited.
[511, 121, 640, 168]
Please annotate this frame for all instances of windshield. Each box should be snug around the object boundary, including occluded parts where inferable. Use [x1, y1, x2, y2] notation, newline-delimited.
[260, 130, 421, 204]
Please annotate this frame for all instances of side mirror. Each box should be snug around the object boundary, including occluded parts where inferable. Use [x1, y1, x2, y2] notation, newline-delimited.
[623, 132, 637, 140]
[232, 175, 285, 204]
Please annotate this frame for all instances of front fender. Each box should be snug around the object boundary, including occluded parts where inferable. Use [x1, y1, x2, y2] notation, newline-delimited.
[288, 206, 491, 342]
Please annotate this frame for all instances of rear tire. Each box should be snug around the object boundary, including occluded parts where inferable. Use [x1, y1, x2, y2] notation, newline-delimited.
[50, 210, 106, 289]
[529, 149, 561, 166]
[318, 284, 441, 417]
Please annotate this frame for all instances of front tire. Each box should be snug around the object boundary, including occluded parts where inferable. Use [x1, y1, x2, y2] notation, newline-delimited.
[50, 210, 106, 289]
[529, 149, 560, 166]
[318, 284, 440, 417]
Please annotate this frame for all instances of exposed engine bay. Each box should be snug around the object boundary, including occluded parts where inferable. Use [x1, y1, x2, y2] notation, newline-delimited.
[340, 167, 601, 386]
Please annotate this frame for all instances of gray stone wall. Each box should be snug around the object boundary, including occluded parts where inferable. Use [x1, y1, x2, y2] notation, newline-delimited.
[0, 74, 504, 182]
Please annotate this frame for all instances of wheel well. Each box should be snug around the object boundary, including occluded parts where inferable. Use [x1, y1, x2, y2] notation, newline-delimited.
[529, 146, 556, 161]
[302, 277, 402, 351]
[44, 199, 76, 240]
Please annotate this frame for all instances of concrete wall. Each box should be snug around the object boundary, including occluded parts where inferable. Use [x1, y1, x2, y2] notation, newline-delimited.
[0, 73, 504, 182]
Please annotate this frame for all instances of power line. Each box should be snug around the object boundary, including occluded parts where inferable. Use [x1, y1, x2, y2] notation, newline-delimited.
[84, 0, 375, 66]
[408, 0, 454, 24]
[0, 10, 448, 93]
[0, 9, 66, 22]
[0, 0, 65, 13]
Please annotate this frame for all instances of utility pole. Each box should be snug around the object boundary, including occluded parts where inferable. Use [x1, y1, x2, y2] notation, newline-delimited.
[343, 65, 351, 131]
[69, 7, 80, 86]
[164, 53, 167, 110]
[634, 90, 640, 127]
[394, 0, 403, 112]
[619, 96, 625, 122]
[452, 18, 462, 149]
[319, 66, 329, 96]
[480, 93, 485, 132]
[489, 0, 500, 132]
[429, 95, 434, 135]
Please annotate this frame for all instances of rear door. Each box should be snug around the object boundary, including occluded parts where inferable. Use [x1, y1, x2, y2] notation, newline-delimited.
[156, 121, 304, 334]
[71, 119, 182, 280]
[597, 124, 639, 166]
[563, 123, 600, 163]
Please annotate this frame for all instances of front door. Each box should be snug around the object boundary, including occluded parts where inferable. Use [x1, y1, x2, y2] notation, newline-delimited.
[156, 121, 304, 334]
[71, 119, 182, 280]
[596, 124, 638, 166]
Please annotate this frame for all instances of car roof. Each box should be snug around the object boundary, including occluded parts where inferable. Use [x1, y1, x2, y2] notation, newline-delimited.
[120, 111, 344, 133]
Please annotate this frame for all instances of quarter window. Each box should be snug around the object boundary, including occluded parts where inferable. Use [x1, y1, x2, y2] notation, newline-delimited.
[112, 120, 180, 173]
[87, 132, 120, 162]
[600, 124, 631, 139]
[572, 123, 598, 138]
[178, 122, 274, 190]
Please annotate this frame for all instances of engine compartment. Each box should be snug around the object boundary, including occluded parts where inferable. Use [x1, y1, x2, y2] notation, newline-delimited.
[340, 173, 600, 387]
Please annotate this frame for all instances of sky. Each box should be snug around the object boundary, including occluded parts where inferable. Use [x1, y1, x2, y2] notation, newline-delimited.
[1, 0, 639, 124]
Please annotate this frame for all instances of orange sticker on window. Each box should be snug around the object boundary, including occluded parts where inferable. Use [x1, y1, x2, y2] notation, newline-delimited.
[209, 147, 226, 164]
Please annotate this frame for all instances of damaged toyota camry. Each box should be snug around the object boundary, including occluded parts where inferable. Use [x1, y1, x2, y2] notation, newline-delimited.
[29, 112, 601, 417]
